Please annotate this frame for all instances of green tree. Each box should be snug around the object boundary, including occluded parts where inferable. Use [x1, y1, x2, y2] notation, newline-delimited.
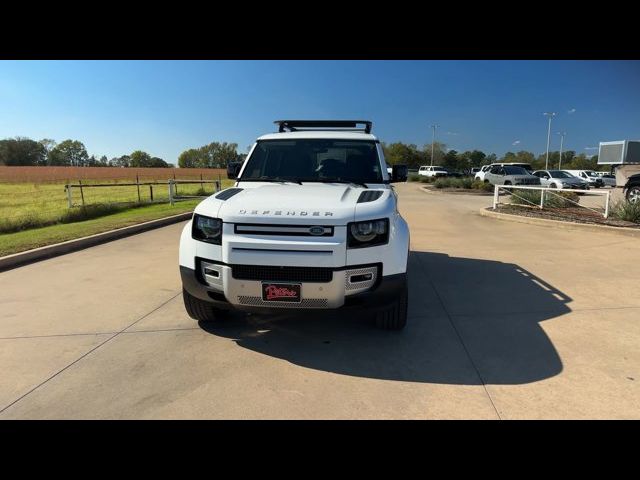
[178, 148, 201, 168]
[0, 137, 47, 166]
[130, 150, 153, 167]
[39, 139, 57, 166]
[178, 142, 240, 168]
[49, 140, 89, 166]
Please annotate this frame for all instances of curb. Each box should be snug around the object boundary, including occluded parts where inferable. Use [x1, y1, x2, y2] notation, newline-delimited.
[479, 208, 640, 238]
[420, 185, 493, 196]
[0, 212, 193, 273]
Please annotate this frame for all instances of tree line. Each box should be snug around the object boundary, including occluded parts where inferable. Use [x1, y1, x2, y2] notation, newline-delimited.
[2, 136, 605, 172]
[381, 142, 604, 172]
[177, 142, 246, 168]
[0, 137, 172, 168]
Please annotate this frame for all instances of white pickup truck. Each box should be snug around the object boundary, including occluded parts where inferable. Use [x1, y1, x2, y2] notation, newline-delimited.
[179, 120, 411, 330]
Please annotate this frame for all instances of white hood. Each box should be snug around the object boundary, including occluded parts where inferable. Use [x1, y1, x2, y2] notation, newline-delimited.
[196, 183, 379, 225]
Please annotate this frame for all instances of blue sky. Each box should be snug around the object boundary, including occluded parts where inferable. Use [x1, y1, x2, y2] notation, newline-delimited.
[1, 60, 639, 162]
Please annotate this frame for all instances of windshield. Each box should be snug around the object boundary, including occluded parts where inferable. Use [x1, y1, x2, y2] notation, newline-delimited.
[549, 170, 572, 179]
[585, 171, 598, 177]
[503, 166, 528, 175]
[239, 139, 383, 184]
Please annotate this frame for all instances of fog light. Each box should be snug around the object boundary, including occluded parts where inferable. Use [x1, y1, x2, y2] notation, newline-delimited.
[350, 273, 373, 283]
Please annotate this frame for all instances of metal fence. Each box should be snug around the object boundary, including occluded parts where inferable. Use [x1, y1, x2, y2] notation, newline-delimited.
[64, 179, 221, 208]
[492, 184, 612, 218]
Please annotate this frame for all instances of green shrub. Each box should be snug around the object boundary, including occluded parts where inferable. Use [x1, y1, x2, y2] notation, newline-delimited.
[610, 200, 640, 223]
[420, 176, 436, 183]
[408, 173, 421, 182]
[510, 189, 579, 208]
[471, 180, 493, 192]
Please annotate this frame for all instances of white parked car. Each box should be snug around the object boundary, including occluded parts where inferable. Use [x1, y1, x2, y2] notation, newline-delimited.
[483, 165, 541, 186]
[418, 165, 448, 177]
[563, 170, 605, 188]
[474, 165, 492, 182]
[179, 120, 411, 330]
[532, 170, 590, 190]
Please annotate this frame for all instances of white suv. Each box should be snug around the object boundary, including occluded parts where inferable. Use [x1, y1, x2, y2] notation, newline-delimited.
[179, 120, 411, 330]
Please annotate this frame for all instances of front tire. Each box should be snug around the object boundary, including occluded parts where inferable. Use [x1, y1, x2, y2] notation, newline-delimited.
[627, 185, 640, 204]
[183, 288, 219, 322]
[375, 284, 408, 331]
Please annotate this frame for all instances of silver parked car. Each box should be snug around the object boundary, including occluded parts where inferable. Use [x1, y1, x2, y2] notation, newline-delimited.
[483, 165, 541, 186]
[532, 170, 589, 190]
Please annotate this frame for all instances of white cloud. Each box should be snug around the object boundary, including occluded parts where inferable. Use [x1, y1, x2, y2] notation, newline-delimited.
[568, 108, 576, 114]
[584, 146, 598, 150]
[512, 140, 521, 146]
[445, 131, 459, 136]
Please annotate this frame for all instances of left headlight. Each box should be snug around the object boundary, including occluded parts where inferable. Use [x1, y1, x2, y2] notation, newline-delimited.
[192, 214, 222, 245]
[347, 218, 389, 249]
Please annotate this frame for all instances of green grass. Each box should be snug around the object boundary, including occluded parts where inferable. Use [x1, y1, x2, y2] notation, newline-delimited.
[610, 200, 640, 223]
[0, 200, 201, 257]
[0, 179, 235, 234]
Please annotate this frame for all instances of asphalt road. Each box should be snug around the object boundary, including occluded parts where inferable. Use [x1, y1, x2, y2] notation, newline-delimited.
[1, 182, 639, 419]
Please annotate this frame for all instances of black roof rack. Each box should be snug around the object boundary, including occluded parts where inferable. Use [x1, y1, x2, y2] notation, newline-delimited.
[274, 120, 372, 134]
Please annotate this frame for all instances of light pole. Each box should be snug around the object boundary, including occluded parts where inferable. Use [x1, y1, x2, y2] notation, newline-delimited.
[557, 131, 566, 170]
[430, 124, 439, 167]
[543, 112, 556, 170]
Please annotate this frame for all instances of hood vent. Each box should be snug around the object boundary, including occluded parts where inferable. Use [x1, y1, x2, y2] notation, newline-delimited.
[215, 188, 243, 201]
[357, 190, 383, 203]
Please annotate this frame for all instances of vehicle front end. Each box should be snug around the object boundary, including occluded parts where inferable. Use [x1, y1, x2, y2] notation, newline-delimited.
[179, 123, 411, 330]
[179, 185, 409, 314]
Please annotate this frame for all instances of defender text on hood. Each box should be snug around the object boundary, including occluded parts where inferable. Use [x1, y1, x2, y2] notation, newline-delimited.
[179, 120, 410, 330]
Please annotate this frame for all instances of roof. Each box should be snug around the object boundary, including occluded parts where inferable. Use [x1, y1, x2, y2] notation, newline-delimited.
[257, 131, 379, 142]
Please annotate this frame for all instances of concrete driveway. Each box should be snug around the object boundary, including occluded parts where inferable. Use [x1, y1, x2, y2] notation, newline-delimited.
[1, 182, 639, 419]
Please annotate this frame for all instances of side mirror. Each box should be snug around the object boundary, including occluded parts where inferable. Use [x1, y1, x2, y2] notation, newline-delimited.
[227, 162, 241, 180]
[391, 164, 408, 182]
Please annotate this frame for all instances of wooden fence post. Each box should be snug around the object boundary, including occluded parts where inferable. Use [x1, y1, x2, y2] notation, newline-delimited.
[136, 174, 141, 203]
[79, 179, 85, 206]
[149, 184, 153, 202]
[66, 185, 73, 208]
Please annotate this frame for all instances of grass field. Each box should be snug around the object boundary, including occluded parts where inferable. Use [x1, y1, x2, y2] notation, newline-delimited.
[0, 200, 201, 257]
[0, 176, 236, 256]
[0, 179, 235, 234]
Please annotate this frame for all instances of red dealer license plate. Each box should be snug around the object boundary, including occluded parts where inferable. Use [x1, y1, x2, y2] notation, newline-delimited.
[261, 283, 301, 302]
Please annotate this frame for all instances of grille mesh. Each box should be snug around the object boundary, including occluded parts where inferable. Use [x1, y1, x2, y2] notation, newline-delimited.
[231, 265, 333, 283]
[345, 266, 378, 291]
[237, 296, 328, 308]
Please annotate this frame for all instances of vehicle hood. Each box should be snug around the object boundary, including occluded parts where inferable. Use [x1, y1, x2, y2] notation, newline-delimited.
[194, 183, 391, 225]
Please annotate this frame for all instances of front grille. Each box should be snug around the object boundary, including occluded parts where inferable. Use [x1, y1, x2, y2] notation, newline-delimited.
[237, 296, 328, 308]
[231, 265, 333, 283]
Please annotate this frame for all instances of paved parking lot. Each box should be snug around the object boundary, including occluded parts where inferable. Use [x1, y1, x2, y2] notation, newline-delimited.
[1, 182, 639, 419]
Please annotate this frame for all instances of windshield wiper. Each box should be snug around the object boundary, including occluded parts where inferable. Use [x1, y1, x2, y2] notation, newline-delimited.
[317, 179, 369, 188]
[255, 177, 303, 185]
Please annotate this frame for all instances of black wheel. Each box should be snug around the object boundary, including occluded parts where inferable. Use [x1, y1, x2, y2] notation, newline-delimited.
[375, 284, 408, 331]
[627, 185, 640, 204]
[183, 288, 219, 322]
[548, 183, 556, 188]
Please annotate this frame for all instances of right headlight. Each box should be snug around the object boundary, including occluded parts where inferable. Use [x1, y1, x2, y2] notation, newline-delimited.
[347, 218, 389, 249]
[192, 214, 222, 245]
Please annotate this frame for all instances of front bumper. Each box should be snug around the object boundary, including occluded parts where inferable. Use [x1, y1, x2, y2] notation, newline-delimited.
[180, 262, 407, 313]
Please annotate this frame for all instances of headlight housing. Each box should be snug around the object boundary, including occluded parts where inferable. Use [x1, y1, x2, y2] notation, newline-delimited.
[347, 218, 389, 248]
[192, 214, 222, 245]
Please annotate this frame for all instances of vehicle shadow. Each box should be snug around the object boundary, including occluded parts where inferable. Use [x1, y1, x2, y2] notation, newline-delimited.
[199, 251, 572, 385]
